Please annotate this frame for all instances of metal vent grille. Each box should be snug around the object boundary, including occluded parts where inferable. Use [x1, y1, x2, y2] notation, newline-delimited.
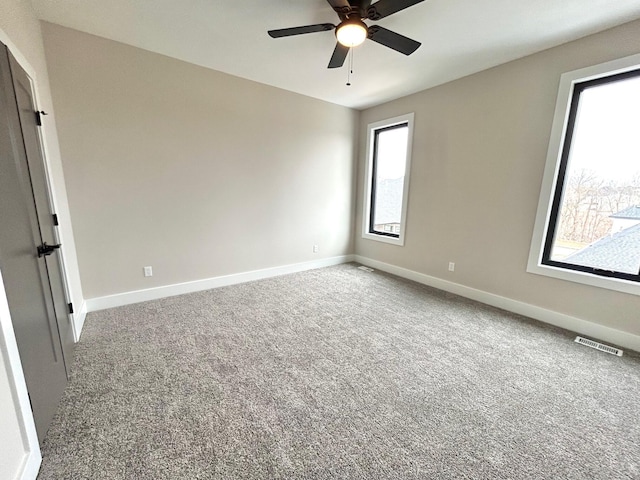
[358, 266, 374, 272]
[575, 336, 623, 356]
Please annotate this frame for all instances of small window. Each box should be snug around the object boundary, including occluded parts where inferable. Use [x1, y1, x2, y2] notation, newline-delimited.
[362, 113, 414, 246]
[528, 54, 640, 295]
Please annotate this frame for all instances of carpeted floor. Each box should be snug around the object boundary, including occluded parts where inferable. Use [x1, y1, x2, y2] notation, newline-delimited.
[39, 263, 640, 479]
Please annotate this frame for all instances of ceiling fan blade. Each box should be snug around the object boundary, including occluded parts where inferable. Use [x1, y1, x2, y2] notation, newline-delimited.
[268, 24, 335, 38]
[367, 0, 424, 20]
[367, 26, 421, 55]
[328, 42, 350, 69]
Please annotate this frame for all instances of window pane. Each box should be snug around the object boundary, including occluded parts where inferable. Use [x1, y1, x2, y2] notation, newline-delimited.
[548, 74, 640, 275]
[371, 125, 408, 235]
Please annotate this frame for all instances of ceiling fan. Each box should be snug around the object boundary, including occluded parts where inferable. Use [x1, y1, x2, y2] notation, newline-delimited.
[268, 0, 424, 69]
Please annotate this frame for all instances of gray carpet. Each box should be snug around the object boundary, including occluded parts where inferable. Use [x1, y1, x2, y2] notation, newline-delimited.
[39, 263, 640, 479]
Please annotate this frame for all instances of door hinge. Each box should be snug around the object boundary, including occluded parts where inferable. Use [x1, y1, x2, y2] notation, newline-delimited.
[68, 302, 74, 314]
[35, 110, 48, 126]
[52, 213, 59, 226]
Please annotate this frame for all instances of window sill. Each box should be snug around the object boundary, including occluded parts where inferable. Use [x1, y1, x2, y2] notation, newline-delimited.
[362, 232, 405, 246]
[526, 261, 640, 297]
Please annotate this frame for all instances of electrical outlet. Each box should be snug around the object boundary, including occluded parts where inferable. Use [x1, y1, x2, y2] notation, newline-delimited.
[144, 266, 153, 277]
[313, 245, 319, 253]
[448, 262, 455, 272]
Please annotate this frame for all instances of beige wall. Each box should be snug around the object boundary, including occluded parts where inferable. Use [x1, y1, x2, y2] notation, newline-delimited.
[41, 23, 358, 299]
[357, 19, 640, 338]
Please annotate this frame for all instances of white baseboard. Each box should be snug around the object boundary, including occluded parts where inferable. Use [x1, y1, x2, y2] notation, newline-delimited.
[19, 449, 42, 480]
[72, 301, 87, 342]
[83, 253, 639, 352]
[86, 255, 355, 312]
[354, 255, 640, 353]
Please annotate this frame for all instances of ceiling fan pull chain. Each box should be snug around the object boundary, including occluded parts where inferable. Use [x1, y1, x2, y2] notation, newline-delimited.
[351, 46, 354, 75]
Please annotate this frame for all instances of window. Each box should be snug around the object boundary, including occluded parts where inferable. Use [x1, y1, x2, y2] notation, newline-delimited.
[528, 54, 640, 295]
[362, 113, 414, 246]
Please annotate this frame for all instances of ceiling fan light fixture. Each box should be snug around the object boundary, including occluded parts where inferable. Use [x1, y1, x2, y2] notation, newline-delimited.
[336, 19, 368, 47]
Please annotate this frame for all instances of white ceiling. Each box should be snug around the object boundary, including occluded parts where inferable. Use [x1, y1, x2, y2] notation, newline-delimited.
[31, 0, 640, 110]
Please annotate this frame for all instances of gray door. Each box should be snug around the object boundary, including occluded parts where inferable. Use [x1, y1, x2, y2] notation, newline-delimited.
[9, 52, 75, 370]
[0, 43, 74, 442]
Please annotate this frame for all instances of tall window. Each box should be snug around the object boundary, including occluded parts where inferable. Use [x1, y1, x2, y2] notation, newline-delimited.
[362, 113, 414, 246]
[528, 55, 640, 295]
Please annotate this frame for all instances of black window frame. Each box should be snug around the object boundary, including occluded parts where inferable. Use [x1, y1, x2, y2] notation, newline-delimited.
[367, 122, 409, 239]
[541, 68, 640, 283]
